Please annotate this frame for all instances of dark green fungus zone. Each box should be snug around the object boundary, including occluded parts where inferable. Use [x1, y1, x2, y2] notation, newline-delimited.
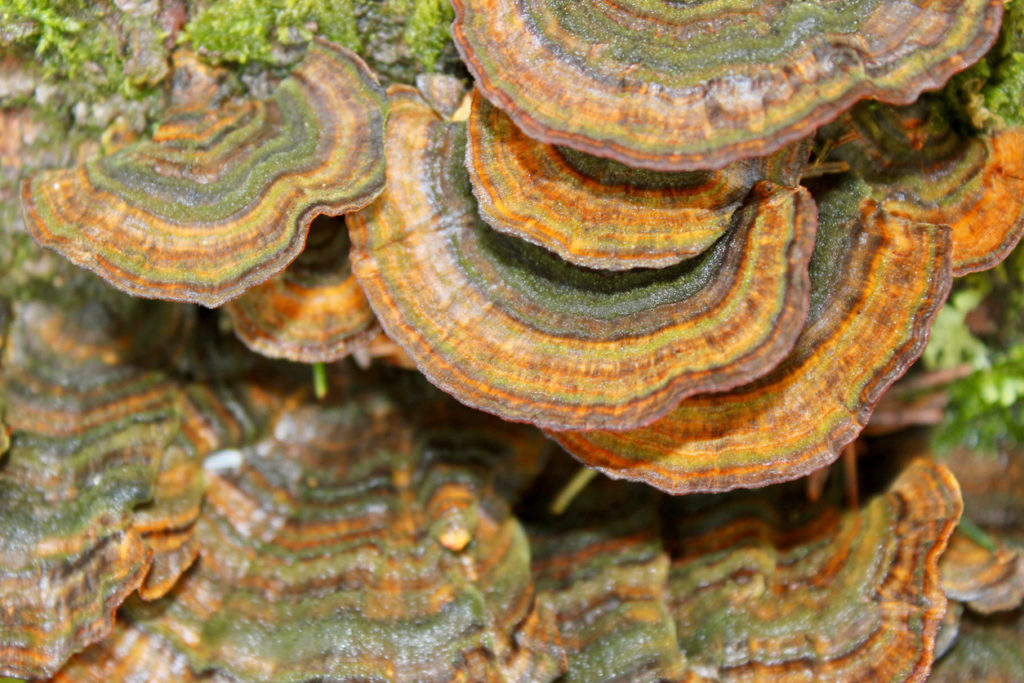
[453, 0, 1003, 170]
[350, 88, 816, 431]
[21, 39, 387, 306]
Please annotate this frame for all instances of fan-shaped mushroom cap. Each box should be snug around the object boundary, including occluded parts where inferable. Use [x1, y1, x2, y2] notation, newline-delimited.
[20, 38, 387, 307]
[665, 460, 962, 681]
[224, 215, 379, 363]
[825, 98, 1024, 276]
[941, 531, 1024, 615]
[0, 298, 184, 679]
[125, 373, 566, 682]
[348, 87, 816, 431]
[552, 180, 953, 493]
[466, 90, 811, 270]
[452, 0, 1002, 171]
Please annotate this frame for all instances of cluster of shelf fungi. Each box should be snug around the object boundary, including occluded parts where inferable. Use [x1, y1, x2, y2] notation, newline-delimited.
[3, 1, 1024, 680]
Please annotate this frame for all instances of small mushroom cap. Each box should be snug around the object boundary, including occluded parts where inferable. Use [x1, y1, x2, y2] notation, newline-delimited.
[665, 459, 962, 681]
[20, 38, 387, 307]
[824, 98, 1024, 276]
[349, 87, 816, 431]
[552, 179, 953, 493]
[453, 0, 1002, 171]
[0, 297, 184, 680]
[467, 89, 811, 270]
[224, 215, 379, 363]
[125, 371, 566, 682]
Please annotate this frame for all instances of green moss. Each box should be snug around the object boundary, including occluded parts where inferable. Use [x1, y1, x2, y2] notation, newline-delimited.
[945, 0, 1024, 128]
[182, 0, 454, 75]
[402, 0, 454, 70]
[927, 246, 1024, 453]
[182, 0, 360, 64]
[0, 0, 169, 103]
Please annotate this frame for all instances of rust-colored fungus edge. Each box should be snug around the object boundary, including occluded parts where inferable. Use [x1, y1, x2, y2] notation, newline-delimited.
[348, 86, 816, 431]
[453, 0, 1002, 171]
[20, 38, 386, 307]
[552, 180, 953, 493]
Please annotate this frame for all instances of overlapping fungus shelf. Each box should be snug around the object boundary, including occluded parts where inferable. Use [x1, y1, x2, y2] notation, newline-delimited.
[466, 90, 810, 270]
[20, 38, 387, 307]
[224, 215, 379, 363]
[552, 179, 953, 494]
[526, 478, 690, 682]
[348, 87, 816, 431]
[665, 460, 962, 682]
[940, 531, 1024, 615]
[0, 296, 184, 680]
[125, 371, 567, 682]
[823, 97, 1024, 275]
[452, 0, 1002, 171]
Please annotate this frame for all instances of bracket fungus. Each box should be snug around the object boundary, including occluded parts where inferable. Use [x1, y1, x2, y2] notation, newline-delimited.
[123, 372, 567, 682]
[0, 297, 184, 680]
[824, 97, 1024, 276]
[665, 460, 962, 681]
[20, 38, 387, 307]
[349, 87, 817, 431]
[453, 0, 1002, 171]
[552, 180, 952, 494]
[224, 215, 379, 363]
[466, 90, 811, 270]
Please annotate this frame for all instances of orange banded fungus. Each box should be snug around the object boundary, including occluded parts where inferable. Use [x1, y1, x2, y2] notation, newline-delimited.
[20, 39, 387, 307]
[453, 0, 1002, 171]
[349, 87, 816, 431]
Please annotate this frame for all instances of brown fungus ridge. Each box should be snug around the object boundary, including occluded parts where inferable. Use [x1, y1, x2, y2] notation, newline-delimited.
[940, 531, 1024, 615]
[224, 215, 380, 363]
[823, 96, 1024, 276]
[665, 459, 962, 682]
[348, 86, 816, 431]
[20, 38, 387, 307]
[552, 179, 953, 494]
[466, 90, 811, 271]
[0, 296, 186, 680]
[452, 0, 1002, 171]
[125, 367, 567, 683]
